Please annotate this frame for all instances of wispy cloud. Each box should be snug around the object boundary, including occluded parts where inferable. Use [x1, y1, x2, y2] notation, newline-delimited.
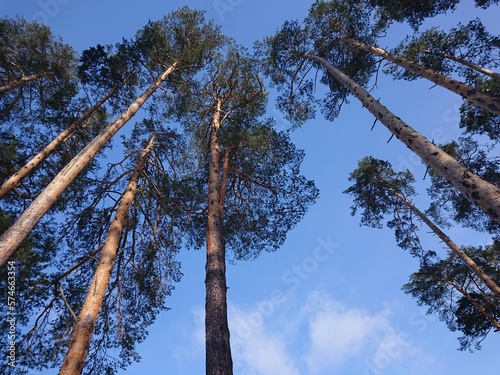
[180, 290, 437, 375]
[302, 291, 392, 373]
[230, 305, 301, 375]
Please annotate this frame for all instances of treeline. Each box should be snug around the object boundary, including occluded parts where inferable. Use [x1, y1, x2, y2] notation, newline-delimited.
[0, 1, 499, 374]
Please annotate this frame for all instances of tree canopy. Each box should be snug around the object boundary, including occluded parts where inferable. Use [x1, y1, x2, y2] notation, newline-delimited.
[1, 1, 499, 373]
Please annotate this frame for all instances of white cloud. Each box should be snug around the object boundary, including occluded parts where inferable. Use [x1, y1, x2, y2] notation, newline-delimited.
[170, 307, 205, 370]
[302, 291, 392, 374]
[365, 332, 440, 375]
[179, 290, 438, 375]
[230, 305, 300, 375]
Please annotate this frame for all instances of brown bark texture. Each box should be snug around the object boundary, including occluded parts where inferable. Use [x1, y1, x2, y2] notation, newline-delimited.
[205, 101, 233, 375]
[0, 64, 177, 267]
[343, 38, 500, 115]
[59, 135, 156, 375]
[306, 54, 500, 225]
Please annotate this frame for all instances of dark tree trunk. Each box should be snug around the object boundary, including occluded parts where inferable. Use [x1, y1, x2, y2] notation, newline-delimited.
[205, 100, 233, 375]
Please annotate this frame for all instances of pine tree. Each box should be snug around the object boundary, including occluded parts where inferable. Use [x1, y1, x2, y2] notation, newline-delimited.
[261, 0, 500, 228]
[0, 7, 224, 266]
[59, 135, 156, 375]
[174, 43, 318, 375]
[403, 243, 500, 351]
[344, 156, 500, 297]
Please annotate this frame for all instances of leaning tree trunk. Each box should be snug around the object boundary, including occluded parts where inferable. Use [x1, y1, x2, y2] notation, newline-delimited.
[205, 100, 233, 375]
[422, 50, 500, 82]
[0, 73, 41, 93]
[447, 280, 500, 331]
[305, 54, 500, 225]
[0, 63, 178, 267]
[0, 83, 122, 199]
[388, 187, 500, 298]
[59, 135, 156, 375]
[342, 38, 500, 115]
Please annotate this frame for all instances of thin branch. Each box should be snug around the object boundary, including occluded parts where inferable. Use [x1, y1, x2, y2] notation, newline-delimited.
[59, 284, 78, 323]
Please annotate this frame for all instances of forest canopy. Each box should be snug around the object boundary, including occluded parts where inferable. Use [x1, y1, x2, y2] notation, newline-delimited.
[1, 1, 499, 374]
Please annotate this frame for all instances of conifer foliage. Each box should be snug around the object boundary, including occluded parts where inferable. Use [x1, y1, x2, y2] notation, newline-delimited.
[1, 0, 499, 373]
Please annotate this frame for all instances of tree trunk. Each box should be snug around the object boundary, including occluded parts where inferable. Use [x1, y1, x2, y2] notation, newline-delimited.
[306, 54, 500, 225]
[205, 100, 233, 375]
[59, 135, 156, 375]
[0, 83, 122, 199]
[342, 38, 500, 115]
[0, 74, 41, 93]
[447, 280, 500, 331]
[0, 63, 178, 267]
[423, 49, 500, 82]
[388, 187, 500, 298]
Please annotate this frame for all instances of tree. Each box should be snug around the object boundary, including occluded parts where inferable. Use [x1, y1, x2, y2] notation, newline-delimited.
[0, 16, 77, 123]
[459, 78, 500, 141]
[389, 19, 500, 82]
[262, 0, 500, 228]
[426, 136, 500, 236]
[2, 120, 185, 375]
[344, 156, 500, 297]
[368, 0, 500, 30]
[0, 37, 142, 200]
[0, 6, 224, 266]
[340, 37, 500, 116]
[0, 65, 176, 267]
[310, 54, 500, 224]
[403, 243, 500, 351]
[174, 43, 318, 375]
[58, 127, 186, 374]
[0, 8, 224, 373]
[0, 82, 122, 200]
[0, 16, 89, 215]
[387, 20, 500, 141]
[58, 135, 156, 375]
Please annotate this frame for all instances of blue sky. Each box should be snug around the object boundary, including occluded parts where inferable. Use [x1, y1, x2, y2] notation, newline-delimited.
[2, 1, 499, 374]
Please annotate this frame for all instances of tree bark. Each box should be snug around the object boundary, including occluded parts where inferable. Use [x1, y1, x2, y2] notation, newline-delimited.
[205, 100, 233, 375]
[0, 83, 122, 199]
[342, 38, 500, 115]
[59, 136, 155, 375]
[0, 63, 178, 267]
[0, 74, 41, 93]
[306, 54, 500, 225]
[59, 135, 156, 375]
[388, 187, 500, 298]
[423, 50, 500, 82]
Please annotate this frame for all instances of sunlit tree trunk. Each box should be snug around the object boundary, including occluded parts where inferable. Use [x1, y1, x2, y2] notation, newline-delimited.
[342, 38, 500, 115]
[422, 49, 500, 81]
[0, 74, 41, 93]
[59, 135, 156, 375]
[0, 83, 122, 199]
[306, 54, 500, 225]
[205, 99, 233, 375]
[0, 63, 178, 267]
[387, 186, 500, 298]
